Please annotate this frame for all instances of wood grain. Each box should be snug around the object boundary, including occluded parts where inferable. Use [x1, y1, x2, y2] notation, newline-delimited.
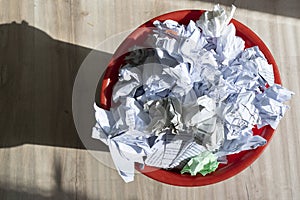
[0, 0, 299, 199]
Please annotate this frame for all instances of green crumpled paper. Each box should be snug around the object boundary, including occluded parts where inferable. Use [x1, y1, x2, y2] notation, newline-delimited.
[180, 151, 219, 176]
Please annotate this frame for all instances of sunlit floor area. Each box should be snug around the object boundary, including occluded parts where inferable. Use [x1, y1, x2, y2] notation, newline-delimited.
[0, 0, 299, 199]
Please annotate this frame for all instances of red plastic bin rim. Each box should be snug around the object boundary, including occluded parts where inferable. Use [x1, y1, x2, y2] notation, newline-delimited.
[99, 10, 281, 186]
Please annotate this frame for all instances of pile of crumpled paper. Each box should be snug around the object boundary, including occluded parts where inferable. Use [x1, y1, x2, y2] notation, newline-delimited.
[92, 5, 293, 182]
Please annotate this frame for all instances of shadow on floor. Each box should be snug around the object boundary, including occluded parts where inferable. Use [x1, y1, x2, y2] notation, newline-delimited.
[191, 0, 300, 18]
[0, 21, 109, 151]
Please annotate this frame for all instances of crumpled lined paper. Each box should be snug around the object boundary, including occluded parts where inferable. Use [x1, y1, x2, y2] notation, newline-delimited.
[92, 4, 293, 182]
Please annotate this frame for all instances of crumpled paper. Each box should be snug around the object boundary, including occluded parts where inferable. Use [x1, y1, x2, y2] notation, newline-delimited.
[181, 151, 219, 176]
[92, 4, 293, 182]
[196, 4, 236, 38]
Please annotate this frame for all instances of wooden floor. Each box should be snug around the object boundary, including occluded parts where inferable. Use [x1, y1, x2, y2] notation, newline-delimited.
[0, 0, 299, 199]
